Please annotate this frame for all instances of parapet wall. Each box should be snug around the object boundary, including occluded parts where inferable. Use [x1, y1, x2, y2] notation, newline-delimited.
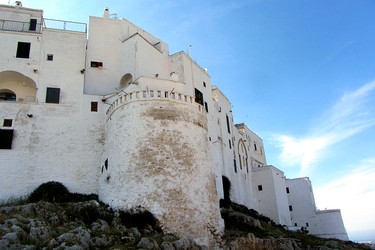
[100, 94, 224, 245]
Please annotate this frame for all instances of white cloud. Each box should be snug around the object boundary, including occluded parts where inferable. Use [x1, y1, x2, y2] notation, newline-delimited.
[273, 80, 375, 174]
[314, 159, 375, 239]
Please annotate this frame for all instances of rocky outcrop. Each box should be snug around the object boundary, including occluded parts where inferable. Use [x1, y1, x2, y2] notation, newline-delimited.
[0, 201, 205, 249]
[0, 199, 370, 249]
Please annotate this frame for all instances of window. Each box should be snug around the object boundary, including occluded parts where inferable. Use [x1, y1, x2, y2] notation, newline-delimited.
[16, 42, 31, 58]
[233, 159, 237, 173]
[46, 87, 60, 104]
[91, 61, 103, 67]
[91, 102, 98, 112]
[3, 119, 12, 127]
[226, 114, 231, 134]
[294, 223, 298, 227]
[306, 223, 309, 227]
[47, 54, 53, 61]
[29, 19, 37, 31]
[289, 205, 293, 211]
[0, 129, 13, 149]
[204, 102, 208, 112]
[286, 187, 290, 193]
[203, 81, 206, 87]
[254, 143, 257, 151]
[229, 140, 232, 149]
[194, 88, 204, 105]
[258, 185, 263, 191]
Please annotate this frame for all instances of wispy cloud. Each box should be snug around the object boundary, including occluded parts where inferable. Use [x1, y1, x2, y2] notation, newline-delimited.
[314, 158, 375, 238]
[273, 80, 375, 174]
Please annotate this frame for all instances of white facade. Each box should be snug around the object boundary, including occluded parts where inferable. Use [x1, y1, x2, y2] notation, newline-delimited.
[286, 178, 349, 240]
[0, 3, 348, 244]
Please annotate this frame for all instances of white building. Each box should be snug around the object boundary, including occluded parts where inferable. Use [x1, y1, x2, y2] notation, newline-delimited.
[286, 178, 349, 240]
[0, 2, 348, 245]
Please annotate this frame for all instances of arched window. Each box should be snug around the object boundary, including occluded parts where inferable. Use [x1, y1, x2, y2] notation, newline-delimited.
[119, 73, 133, 89]
[0, 89, 16, 101]
[0, 71, 37, 102]
[237, 139, 248, 172]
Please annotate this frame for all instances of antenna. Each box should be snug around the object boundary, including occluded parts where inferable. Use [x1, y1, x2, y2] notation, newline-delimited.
[188, 45, 192, 57]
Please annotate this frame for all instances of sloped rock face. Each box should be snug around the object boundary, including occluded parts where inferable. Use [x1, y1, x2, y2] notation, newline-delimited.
[0, 200, 370, 249]
[224, 233, 300, 250]
[0, 201, 206, 249]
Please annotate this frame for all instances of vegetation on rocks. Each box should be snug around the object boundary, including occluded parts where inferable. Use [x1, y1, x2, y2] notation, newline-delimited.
[0, 182, 371, 249]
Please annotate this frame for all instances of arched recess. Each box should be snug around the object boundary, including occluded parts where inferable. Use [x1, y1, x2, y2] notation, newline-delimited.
[0, 71, 37, 102]
[238, 139, 249, 172]
[119, 73, 133, 89]
[0, 89, 16, 101]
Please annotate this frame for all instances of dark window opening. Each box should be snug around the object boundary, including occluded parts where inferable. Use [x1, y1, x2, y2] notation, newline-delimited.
[289, 205, 293, 211]
[306, 223, 309, 227]
[294, 223, 297, 226]
[254, 143, 257, 151]
[229, 140, 232, 149]
[0, 91, 16, 101]
[29, 19, 37, 31]
[209, 137, 211, 141]
[233, 159, 237, 173]
[46, 87, 60, 104]
[226, 114, 231, 134]
[194, 88, 204, 105]
[16, 42, 31, 58]
[258, 185, 263, 191]
[47, 54, 53, 61]
[204, 102, 208, 112]
[286, 187, 290, 193]
[0, 129, 13, 149]
[203, 81, 206, 87]
[3, 119, 12, 127]
[105, 159, 108, 170]
[222, 176, 231, 203]
[91, 61, 103, 67]
[91, 102, 98, 112]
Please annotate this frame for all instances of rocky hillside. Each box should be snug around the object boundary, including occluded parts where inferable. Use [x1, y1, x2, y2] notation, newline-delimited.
[0, 182, 371, 249]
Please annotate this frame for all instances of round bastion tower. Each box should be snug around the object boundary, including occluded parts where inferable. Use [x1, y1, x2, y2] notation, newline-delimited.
[99, 81, 224, 245]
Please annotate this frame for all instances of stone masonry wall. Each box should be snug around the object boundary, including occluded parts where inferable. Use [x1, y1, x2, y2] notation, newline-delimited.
[100, 99, 224, 246]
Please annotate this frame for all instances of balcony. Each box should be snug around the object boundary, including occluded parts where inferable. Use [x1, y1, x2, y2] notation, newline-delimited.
[0, 18, 86, 33]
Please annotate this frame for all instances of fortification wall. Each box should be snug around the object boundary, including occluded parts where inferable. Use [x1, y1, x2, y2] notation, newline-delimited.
[99, 91, 224, 245]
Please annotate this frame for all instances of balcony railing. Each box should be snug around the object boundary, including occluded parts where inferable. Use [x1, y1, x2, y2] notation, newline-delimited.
[0, 19, 42, 33]
[43, 18, 87, 33]
[0, 18, 87, 33]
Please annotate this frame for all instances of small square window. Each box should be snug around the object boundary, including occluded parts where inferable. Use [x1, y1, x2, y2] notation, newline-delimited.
[91, 61, 103, 67]
[3, 119, 12, 127]
[294, 223, 298, 227]
[91, 102, 98, 112]
[258, 185, 263, 191]
[47, 54, 53, 61]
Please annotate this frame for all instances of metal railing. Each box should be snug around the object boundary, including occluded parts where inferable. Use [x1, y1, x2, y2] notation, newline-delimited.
[0, 19, 42, 33]
[0, 18, 87, 33]
[43, 18, 87, 33]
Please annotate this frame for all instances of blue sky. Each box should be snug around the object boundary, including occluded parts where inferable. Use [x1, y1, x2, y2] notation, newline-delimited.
[2, 0, 375, 241]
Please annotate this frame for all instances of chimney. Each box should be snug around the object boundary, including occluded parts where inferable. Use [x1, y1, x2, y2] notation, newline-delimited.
[103, 7, 109, 19]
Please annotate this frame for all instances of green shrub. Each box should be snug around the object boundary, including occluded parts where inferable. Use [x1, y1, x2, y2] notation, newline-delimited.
[28, 181, 71, 203]
[28, 182, 98, 203]
[119, 208, 161, 232]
